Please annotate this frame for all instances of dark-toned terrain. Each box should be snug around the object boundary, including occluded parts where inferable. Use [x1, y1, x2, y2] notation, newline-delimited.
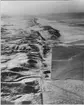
[52, 46, 84, 80]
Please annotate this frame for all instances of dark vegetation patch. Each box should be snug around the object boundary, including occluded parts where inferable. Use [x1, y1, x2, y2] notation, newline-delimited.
[9, 67, 29, 72]
[22, 101, 32, 105]
[1, 100, 14, 105]
[28, 59, 37, 64]
[1, 71, 22, 82]
[29, 44, 39, 52]
[43, 63, 47, 67]
[2, 80, 40, 94]
[28, 52, 43, 61]
[28, 59, 37, 68]
[43, 70, 51, 74]
[43, 45, 50, 57]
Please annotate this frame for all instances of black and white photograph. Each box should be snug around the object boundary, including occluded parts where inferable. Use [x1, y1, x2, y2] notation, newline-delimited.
[1, 0, 84, 104]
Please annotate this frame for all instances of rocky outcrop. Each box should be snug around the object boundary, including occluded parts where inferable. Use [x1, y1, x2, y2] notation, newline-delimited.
[39, 25, 61, 40]
[43, 25, 61, 38]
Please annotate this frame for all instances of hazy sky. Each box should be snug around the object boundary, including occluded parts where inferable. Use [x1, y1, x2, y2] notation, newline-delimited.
[1, 0, 84, 15]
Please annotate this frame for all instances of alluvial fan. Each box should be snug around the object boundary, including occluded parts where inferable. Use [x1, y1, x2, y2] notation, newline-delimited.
[1, 16, 61, 104]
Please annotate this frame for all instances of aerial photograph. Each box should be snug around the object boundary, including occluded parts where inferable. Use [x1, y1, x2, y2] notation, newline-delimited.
[1, 0, 84, 104]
